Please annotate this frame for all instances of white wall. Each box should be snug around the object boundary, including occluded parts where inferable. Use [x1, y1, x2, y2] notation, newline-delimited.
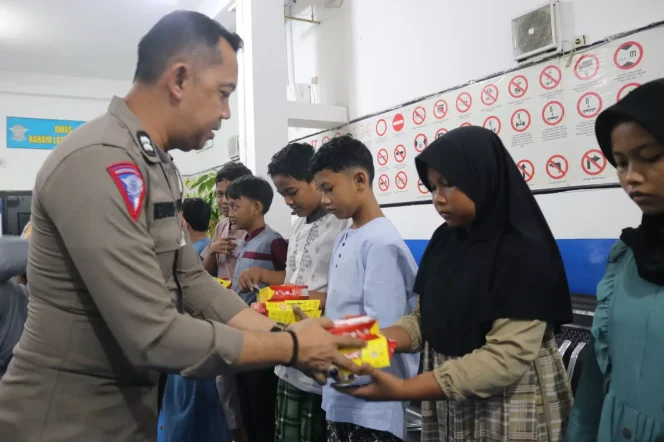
[0, 71, 130, 191]
[290, 0, 664, 240]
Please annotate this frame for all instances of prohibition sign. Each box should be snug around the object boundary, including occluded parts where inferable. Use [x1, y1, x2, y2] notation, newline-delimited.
[577, 92, 603, 119]
[433, 100, 448, 119]
[392, 113, 405, 132]
[412, 106, 427, 125]
[394, 144, 407, 163]
[516, 160, 535, 183]
[581, 149, 607, 176]
[539, 65, 562, 90]
[483, 116, 501, 134]
[335, 132, 342, 137]
[546, 155, 569, 180]
[509, 75, 529, 99]
[395, 171, 408, 190]
[614, 41, 643, 70]
[511, 109, 531, 132]
[378, 174, 390, 192]
[574, 54, 600, 81]
[311, 139, 318, 148]
[414, 133, 428, 152]
[376, 119, 387, 137]
[542, 101, 565, 126]
[377, 148, 389, 166]
[460, 122, 472, 127]
[617, 82, 640, 102]
[456, 92, 472, 113]
[417, 179, 428, 194]
[435, 128, 448, 139]
[481, 84, 499, 106]
[322, 136, 330, 144]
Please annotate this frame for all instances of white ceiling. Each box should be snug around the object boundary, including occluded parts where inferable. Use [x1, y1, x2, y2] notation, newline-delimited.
[0, 0, 236, 81]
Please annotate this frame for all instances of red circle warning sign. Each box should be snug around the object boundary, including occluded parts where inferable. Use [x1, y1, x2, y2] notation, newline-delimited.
[412, 106, 427, 125]
[581, 149, 607, 176]
[577, 92, 603, 119]
[414, 133, 428, 152]
[511, 109, 531, 133]
[322, 136, 330, 144]
[392, 113, 405, 132]
[509, 75, 529, 99]
[311, 139, 318, 148]
[460, 122, 472, 127]
[574, 54, 600, 81]
[417, 179, 428, 194]
[394, 144, 406, 163]
[435, 128, 448, 139]
[616, 82, 640, 102]
[614, 41, 643, 70]
[378, 174, 390, 192]
[481, 84, 499, 106]
[335, 132, 342, 137]
[546, 155, 569, 180]
[377, 148, 389, 166]
[433, 99, 448, 119]
[539, 65, 562, 90]
[542, 101, 565, 126]
[456, 92, 472, 113]
[516, 159, 535, 183]
[483, 116, 501, 134]
[395, 171, 408, 190]
[376, 119, 387, 137]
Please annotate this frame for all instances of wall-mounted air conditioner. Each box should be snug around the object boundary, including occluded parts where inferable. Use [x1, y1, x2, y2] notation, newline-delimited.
[512, 1, 563, 63]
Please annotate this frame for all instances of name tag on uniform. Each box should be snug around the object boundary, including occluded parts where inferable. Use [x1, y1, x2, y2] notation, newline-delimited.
[154, 202, 176, 220]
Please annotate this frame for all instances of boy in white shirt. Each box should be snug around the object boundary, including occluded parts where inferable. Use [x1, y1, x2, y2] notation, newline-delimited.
[239, 143, 347, 442]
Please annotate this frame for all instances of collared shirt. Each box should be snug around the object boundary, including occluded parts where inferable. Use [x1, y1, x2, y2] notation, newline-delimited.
[322, 217, 420, 440]
[210, 218, 246, 280]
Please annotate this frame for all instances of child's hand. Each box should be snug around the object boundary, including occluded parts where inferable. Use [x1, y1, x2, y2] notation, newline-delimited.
[238, 267, 263, 291]
[209, 237, 236, 255]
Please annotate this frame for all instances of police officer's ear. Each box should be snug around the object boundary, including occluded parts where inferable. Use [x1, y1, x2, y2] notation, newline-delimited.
[165, 62, 191, 101]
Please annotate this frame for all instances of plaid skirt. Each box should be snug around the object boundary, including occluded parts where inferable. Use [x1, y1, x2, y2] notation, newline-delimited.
[421, 334, 573, 442]
[275, 378, 326, 442]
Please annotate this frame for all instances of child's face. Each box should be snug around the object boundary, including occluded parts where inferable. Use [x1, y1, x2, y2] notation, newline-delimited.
[272, 175, 322, 218]
[215, 180, 231, 217]
[314, 169, 364, 220]
[228, 196, 261, 230]
[427, 167, 476, 228]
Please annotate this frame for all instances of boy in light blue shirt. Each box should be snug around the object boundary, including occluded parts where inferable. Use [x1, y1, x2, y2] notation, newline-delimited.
[310, 135, 419, 442]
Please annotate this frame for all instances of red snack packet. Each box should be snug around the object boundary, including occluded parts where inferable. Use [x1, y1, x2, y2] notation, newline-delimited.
[328, 315, 379, 340]
[250, 302, 267, 316]
[270, 285, 309, 301]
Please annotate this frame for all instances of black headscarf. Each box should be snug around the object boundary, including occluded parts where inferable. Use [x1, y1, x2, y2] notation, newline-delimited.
[414, 126, 573, 357]
[596, 79, 664, 285]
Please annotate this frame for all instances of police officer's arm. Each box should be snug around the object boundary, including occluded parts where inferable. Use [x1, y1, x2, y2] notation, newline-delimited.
[38, 146, 295, 375]
[177, 229, 278, 331]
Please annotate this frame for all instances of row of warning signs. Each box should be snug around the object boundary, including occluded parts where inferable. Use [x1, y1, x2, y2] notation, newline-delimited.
[374, 148, 616, 196]
[370, 82, 639, 139]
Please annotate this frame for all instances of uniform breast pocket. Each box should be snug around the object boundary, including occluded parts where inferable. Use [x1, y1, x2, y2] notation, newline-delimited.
[150, 218, 181, 253]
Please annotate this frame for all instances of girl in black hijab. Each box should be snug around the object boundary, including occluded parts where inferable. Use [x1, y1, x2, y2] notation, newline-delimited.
[340, 126, 573, 441]
[566, 79, 664, 442]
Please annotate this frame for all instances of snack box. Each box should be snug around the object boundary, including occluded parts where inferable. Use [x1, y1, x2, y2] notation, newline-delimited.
[216, 278, 232, 289]
[250, 299, 322, 324]
[329, 315, 397, 384]
[258, 284, 309, 302]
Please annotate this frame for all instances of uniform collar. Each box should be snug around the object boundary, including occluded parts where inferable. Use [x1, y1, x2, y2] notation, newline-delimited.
[107, 96, 162, 164]
[245, 226, 266, 242]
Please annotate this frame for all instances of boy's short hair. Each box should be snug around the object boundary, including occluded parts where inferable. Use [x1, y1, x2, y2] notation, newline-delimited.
[215, 162, 252, 183]
[181, 198, 212, 232]
[226, 175, 274, 214]
[309, 135, 375, 185]
[267, 143, 315, 182]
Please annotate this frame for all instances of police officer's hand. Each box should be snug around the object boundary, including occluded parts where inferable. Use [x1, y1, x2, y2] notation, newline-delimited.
[209, 237, 236, 255]
[288, 316, 366, 385]
[238, 267, 263, 292]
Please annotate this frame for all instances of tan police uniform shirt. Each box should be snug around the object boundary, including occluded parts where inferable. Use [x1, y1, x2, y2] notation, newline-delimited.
[0, 97, 250, 442]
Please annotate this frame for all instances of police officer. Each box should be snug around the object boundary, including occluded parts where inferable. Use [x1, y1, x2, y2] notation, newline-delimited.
[0, 11, 363, 442]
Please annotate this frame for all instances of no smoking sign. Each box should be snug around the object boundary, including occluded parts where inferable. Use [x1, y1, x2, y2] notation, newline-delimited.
[378, 174, 390, 192]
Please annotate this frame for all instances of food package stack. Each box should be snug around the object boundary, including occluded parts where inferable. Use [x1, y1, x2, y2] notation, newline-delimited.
[328, 315, 397, 385]
[249, 285, 322, 324]
[216, 278, 232, 289]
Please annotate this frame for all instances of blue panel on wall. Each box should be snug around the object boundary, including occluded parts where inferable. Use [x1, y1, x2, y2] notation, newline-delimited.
[6, 117, 85, 150]
[403, 238, 617, 296]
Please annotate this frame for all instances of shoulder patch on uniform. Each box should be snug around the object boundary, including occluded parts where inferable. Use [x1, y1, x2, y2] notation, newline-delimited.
[107, 162, 145, 222]
[137, 131, 156, 157]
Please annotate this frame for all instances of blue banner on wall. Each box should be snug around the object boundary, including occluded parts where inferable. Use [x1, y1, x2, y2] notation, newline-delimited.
[6, 117, 85, 150]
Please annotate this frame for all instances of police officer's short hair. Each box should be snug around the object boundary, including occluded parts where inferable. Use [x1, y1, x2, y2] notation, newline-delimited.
[268, 143, 315, 182]
[134, 10, 244, 84]
[216, 162, 252, 184]
[226, 176, 274, 215]
[181, 198, 212, 232]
